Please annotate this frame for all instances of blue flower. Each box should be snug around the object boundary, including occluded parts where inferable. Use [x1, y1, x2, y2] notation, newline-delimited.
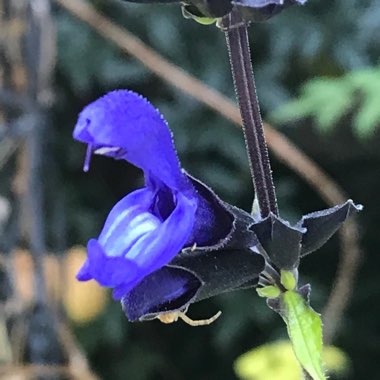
[73, 90, 361, 323]
[234, 0, 307, 22]
[122, 0, 307, 22]
[73, 90, 262, 301]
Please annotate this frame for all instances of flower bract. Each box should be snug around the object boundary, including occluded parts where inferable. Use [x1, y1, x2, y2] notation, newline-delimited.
[251, 200, 363, 270]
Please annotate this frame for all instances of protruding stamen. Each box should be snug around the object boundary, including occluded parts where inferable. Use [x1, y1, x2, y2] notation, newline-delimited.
[83, 143, 93, 172]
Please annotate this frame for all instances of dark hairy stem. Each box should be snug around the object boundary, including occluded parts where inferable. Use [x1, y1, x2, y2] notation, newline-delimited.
[221, 10, 278, 218]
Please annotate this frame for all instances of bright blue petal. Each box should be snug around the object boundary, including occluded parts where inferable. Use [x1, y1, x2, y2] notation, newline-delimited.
[235, 0, 307, 7]
[109, 190, 197, 299]
[77, 239, 139, 288]
[98, 188, 159, 257]
[77, 188, 197, 299]
[73, 90, 191, 192]
[126, 191, 197, 272]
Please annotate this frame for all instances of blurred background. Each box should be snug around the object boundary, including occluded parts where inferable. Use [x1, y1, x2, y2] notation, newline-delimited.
[0, 0, 379, 379]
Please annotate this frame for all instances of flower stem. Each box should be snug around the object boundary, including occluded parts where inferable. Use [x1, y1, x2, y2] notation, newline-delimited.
[220, 10, 278, 218]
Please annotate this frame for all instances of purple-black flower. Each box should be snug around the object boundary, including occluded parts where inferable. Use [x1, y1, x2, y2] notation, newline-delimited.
[73, 90, 264, 312]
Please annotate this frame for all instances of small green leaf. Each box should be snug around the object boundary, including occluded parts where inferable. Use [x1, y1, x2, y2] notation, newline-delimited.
[280, 270, 297, 291]
[282, 291, 326, 380]
[256, 286, 281, 299]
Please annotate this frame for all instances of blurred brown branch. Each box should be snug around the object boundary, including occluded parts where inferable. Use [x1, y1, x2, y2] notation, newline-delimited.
[0, 359, 98, 380]
[59, 322, 100, 380]
[0, 364, 71, 379]
[54, 0, 363, 343]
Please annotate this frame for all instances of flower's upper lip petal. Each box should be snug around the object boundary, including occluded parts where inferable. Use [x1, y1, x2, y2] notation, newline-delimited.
[73, 90, 191, 191]
[299, 199, 363, 257]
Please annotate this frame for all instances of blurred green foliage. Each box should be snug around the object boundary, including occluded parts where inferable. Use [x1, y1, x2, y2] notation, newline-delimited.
[271, 66, 380, 137]
[47, 0, 380, 379]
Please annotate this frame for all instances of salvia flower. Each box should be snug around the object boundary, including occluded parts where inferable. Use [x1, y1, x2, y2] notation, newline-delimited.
[122, 0, 307, 23]
[73, 90, 265, 320]
[73, 91, 362, 323]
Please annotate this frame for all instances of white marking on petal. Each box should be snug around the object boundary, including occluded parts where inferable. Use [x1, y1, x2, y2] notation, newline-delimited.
[123, 213, 160, 250]
[99, 206, 140, 245]
[124, 213, 161, 259]
[100, 208, 161, 259]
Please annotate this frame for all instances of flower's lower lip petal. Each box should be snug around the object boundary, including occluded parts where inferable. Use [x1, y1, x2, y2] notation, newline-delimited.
[82, 191, 197, 299]
[82, 239, 140, 288]
[76, 259, 92, 281]
[125, 192, 198, 273]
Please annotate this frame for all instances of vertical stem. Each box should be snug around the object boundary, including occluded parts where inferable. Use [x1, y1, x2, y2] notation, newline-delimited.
[25, 0, 50, 306]
[221, 10, 278, 218]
